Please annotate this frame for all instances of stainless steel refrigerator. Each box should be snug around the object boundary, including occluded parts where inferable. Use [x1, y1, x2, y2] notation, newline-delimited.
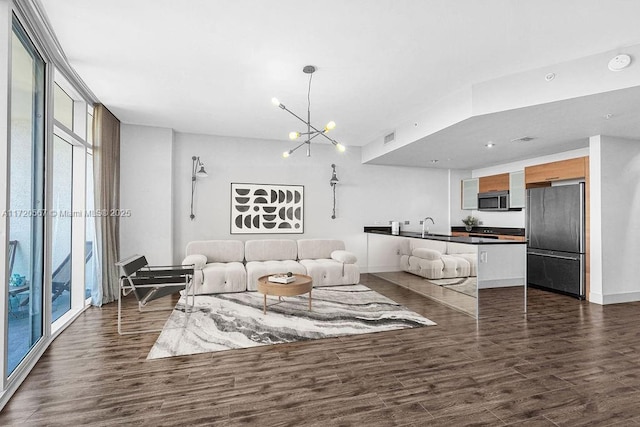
[526, 183, 585, 299]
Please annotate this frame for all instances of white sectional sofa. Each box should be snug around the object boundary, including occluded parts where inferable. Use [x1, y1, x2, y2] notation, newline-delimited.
[183, 238, 359, 294]
[400, 238, 477, 280]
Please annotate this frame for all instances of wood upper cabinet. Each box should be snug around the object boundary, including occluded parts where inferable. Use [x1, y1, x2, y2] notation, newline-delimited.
[525, 157, 587, 186]
[478, 173, 509, 193]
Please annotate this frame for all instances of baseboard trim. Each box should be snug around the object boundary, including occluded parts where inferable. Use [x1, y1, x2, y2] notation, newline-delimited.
[362, 266, 401, 274]
[589, 292, 604, 305]
[478, 278, 524, 289]
[602, 291, 640, 305]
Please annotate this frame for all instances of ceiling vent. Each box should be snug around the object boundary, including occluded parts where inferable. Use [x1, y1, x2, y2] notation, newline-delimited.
[383, 131, 396, 144]
[510, 136, 536, 143]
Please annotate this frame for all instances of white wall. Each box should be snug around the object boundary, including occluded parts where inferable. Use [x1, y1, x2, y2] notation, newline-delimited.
[449, 168, 471, 227]
[362, 87, 473, 163]
[170, 131, 452, 272]
[119, 124, 453, 272]
[590, 135, 640, 304]
[120, 124, 174, 265]
[589, 136, 603, 303]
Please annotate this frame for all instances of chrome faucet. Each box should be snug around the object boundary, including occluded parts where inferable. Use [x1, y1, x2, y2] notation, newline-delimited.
[422, 217, 435, 238]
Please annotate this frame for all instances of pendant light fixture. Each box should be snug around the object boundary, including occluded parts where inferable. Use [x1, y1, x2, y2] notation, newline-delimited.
[272, 65, 346, 158]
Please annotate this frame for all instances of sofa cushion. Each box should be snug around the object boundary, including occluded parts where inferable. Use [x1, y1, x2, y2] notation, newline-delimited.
[404, 255, 445, 279]
[330, 250, 357, 264]
[182, 254, 207, 270]
[245, 260, 306, 291]
[245, 239, 297, 262]
[299, 259, 360, 287]
[192, 261, 246, 294]
[297, 239, 345, 260]
[412, 248, 441, 260]
[185, 240, 244, 263]
[453, 253, 477, 276]
[442, 254, 470, 278]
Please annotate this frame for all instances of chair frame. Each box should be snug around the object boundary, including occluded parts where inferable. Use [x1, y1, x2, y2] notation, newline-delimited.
[116, 255, 196, 335]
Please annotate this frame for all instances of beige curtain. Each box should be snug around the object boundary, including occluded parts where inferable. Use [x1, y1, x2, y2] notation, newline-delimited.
[92, 104, 120, 306]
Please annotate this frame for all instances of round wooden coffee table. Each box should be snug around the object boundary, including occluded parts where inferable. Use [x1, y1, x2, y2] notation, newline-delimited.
[257, 274, 313, 314]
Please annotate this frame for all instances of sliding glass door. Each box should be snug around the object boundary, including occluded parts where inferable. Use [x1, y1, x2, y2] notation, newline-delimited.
[51, 136, 73, 322]
[7, 18, 46, 375]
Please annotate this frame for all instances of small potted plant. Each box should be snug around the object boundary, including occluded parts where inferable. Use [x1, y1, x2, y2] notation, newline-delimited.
[462, 215, 479, 231]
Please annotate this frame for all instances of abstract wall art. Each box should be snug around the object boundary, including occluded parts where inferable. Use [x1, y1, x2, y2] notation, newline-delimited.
[230, 183, 304, 234]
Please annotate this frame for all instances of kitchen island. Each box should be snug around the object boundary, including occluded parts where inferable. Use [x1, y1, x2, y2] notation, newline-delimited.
[365, 227, 527, 318]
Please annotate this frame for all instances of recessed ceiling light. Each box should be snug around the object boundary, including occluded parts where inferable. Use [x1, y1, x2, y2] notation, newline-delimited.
[545, 72, 556, 81]
[485, 142, 495, 148]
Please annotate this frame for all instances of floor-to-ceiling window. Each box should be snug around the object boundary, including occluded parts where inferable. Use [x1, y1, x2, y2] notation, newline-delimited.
[50, 135, 73, 322]
[2, 4, 98, 407]
[49, 76, 93, 330]
[7, 17, 46, 376]
[85, 149, 96, 301]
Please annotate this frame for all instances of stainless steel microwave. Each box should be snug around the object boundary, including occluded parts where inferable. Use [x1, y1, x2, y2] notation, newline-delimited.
[477, 190, 509, 211]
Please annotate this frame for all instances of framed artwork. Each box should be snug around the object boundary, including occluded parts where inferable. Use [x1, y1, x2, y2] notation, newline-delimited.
[230, 183, 304, 234]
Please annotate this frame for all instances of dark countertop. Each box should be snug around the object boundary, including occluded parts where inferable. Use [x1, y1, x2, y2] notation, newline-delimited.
[450, 226, 525, 236]
[364, 228, 527, 245]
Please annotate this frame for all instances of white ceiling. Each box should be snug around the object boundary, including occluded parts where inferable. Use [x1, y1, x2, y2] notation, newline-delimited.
[369, 86, 640, 169]
[40, 0, 640, 169]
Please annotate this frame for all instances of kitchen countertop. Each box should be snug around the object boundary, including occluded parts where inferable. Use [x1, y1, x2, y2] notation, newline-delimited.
[364, 228, 527, 245]
[450, 226, 525, 236]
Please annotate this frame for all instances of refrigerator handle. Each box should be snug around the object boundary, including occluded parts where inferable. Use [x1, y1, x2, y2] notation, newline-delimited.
[579, 182, 585, 254]
[528, 252, 579, 261]
[525, 189, 530, 242]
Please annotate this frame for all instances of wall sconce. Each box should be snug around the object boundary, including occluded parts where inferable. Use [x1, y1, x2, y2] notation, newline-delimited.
[190, 156, 208, 220]
[329, 164, 339, 219]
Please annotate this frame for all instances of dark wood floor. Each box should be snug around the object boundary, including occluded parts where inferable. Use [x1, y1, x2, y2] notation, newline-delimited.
[2, 274, 640, 426]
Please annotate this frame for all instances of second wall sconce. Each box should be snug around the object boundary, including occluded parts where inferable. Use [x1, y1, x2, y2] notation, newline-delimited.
[329, 163, 339, 219]
[190, 156, 208, 220]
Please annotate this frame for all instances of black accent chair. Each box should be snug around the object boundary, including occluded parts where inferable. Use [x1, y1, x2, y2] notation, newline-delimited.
[116, 254, 195, 335]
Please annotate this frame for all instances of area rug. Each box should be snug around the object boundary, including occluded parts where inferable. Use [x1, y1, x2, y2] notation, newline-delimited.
[147, 284, 436, 359]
